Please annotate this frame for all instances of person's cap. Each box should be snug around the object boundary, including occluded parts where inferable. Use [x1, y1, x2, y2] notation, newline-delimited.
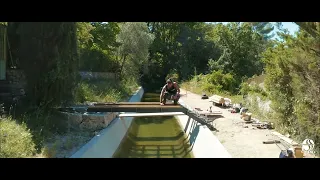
[166, 79, 172, 83]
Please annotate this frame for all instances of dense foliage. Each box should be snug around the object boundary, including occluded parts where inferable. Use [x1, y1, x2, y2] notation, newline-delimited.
[263, 23, 320, 152]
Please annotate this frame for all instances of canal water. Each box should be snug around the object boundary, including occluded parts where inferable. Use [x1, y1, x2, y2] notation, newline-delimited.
[113, 93, 193, 158]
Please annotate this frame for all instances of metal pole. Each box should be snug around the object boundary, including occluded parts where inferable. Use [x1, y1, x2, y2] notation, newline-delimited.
[184, 116, 191, 133]
[120, 116, 128, 130]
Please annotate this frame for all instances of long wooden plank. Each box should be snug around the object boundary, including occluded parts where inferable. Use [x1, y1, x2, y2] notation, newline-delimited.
[94, 102, 162, 106]
[87, 105, 186, 113]
[88, 101, 217, 130]
[119, 112, 185, 117]
[199, 111, 223, 115]
[95, 102, 180, 105]
[92, 104, 180, 108]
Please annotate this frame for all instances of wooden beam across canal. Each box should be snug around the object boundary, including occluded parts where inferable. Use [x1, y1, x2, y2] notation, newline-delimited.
[86, 102, 187, 113]
[85, 102, 221, 131]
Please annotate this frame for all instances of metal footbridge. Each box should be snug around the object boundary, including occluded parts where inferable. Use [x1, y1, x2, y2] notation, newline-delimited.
[87, 102, 222, 130]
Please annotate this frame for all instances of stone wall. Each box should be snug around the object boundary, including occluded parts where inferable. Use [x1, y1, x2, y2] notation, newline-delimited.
[245, 94, 272, 122]
[246, 95, 272, 113]
[60, 112, 119, 132]
[6, 70, 117, 84]
[4, 70, 117, 95]
[5, 69, 26, 97]
[6, 70, 117, 86]
[79, 71, 117, 80]
[6, 69, 26, 85]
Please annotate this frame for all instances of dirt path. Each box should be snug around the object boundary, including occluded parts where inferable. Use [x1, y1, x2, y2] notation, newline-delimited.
[179, 89, 281, 158]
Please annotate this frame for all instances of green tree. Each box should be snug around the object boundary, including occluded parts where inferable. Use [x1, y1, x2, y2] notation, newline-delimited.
[117, 22, 154, 80]
[77, 22, 121, 72]
[295, 22, 320, 40]
[249, 22, 275, 40]
[142, 22, 221, 90]
[263, 23, 320, 153]
[77, 22, 94, 49]
[207, 22, 266, 81]
[175, 22, 220, 79]
[90, 22, 121, 50]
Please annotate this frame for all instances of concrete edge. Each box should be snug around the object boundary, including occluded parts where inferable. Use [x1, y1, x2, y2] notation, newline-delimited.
[70, 87, 144, 158]
[175, 99, 232, 158]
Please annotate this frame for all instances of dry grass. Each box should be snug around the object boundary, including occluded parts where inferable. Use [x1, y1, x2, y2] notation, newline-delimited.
[39, 131, 93, 158]
[75, 79, 139, 103]
[181, 81, 243, 104]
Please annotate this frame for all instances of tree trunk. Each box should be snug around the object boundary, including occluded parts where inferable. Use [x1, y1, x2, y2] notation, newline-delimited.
[119, 54, 127, 78]
[17, 22, 78, 108]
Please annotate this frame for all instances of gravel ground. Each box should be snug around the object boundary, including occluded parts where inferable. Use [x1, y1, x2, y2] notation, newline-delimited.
[179, 89, 282, 158]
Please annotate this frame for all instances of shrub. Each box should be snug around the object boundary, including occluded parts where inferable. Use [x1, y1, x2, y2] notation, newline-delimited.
[0, 117, 36, 158]
[166, 70, 180, 82]
[181, 70, 237, 95]
[240, 82, 268, 98]
[79, 45, 120, 72]
[205, 70, 237, 93]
